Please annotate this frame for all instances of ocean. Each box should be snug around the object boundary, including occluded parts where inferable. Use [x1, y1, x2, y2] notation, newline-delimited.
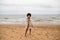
[0, 14, 60, 24]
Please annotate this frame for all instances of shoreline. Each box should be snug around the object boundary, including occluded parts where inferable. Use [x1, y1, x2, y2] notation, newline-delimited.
[0, 21, 60, 26]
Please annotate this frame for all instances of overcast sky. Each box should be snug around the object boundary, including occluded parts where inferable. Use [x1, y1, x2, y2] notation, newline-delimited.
[0, 0, 60, 15]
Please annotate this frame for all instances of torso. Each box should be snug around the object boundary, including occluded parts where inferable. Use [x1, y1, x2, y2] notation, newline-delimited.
[27, 17, 32, 27]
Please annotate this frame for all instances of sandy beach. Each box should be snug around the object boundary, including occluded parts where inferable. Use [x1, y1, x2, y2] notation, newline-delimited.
[0, 24, 60, 40]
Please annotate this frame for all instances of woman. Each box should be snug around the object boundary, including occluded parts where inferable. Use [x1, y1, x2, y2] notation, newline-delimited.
[25, 13, 33, 36]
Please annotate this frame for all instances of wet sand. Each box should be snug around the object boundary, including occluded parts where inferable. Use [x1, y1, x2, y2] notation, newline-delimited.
[0, 24, 60, 40]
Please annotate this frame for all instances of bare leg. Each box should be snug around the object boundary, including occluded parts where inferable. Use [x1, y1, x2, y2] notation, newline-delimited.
[29, 28, 31, 35]
[25, 26, 29, 37]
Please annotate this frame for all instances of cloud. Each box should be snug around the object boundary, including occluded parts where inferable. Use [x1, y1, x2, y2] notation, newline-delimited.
[0, 0, 60, 14]
[39, 4, 53, 8]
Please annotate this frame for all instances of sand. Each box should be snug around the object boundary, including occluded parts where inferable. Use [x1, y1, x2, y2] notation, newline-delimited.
[0, 24, 60, 40]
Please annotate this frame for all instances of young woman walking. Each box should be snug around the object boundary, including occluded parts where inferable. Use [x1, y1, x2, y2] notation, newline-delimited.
[25, 13, 33, 37]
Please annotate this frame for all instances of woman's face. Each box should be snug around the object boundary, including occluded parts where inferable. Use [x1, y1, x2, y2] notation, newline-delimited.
[28, 16, 30, 17]
[27, 15, 31, 18]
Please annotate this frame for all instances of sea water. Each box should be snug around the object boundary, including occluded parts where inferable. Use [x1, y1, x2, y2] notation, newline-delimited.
[0, 14, 60, 24]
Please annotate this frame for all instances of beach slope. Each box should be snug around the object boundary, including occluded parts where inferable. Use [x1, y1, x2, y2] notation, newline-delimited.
[0, 24, 60, 40]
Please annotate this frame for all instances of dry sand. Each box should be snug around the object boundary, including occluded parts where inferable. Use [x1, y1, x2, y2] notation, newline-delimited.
[0, 24, 60, 40]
